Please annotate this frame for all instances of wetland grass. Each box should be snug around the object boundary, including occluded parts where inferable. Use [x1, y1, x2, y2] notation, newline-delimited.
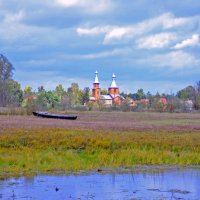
[0, 128, 200, 177]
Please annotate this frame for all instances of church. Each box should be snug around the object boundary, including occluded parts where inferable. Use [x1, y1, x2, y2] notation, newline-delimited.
[89, 71, 125, 106]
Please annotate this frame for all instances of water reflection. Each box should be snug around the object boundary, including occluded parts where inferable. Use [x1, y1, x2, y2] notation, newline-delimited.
[0, 168, 200, 200]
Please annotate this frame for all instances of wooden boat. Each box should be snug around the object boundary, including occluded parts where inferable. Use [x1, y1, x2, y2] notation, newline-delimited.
[32, 111, 77, 120]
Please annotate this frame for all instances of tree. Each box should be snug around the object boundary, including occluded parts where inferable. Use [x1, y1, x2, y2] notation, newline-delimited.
[60, 95, 72, 109]
[55, 84, 66, 101]
[194, 81, 200, 110]
[0, 54, 14, 81]
[80, 87, 90, 105]
[36, 90, 59, 109]
[38, 86, 45, 93]
[121, 97, 131, 112]
[177, 86, 195, 101]
[155, 92, 161, 98]
[135, 89, 146, 100]
[153, 101, 166, 112]
[24, 86, 33, 97]
[0, 54, 15, 106]
[6, 80, 23, 106]
[166, 97, 178, 113]
[146, 91, 152, 98]
[120, 91, 127, 98]
[128, 93, 137, 100]
[67, 83, 81, 106]
[146, 91, 153, 108]
[0, 55, 23, 106]
[195, 81, 200, 93]
[101, 89, 108, 95]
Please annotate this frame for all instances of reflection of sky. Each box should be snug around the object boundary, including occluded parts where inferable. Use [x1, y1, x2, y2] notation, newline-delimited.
[0, 169, 200, 200]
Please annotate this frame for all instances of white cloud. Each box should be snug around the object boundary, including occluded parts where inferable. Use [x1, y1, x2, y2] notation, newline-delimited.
[81, 48, 130, 59]
[174, 34, 199, 49]
[0, 11, 39, 41]
[3, 10, 25, 23]
[103, 27, 133, 43]
[55, 0, 111, 13]
[0, 10, 71, 46]
[60, 48, 131, 60]
[141, 50, 199, 69]
[162, 13, 192, 29]
[77, 26, 110, 36]
[77, 12, 199, 43]
[137, 33, 176, 49]
[56, 0, 83, 7]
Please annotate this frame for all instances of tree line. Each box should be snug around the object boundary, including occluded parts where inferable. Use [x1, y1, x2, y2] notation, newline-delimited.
[0, 54, 200, 113]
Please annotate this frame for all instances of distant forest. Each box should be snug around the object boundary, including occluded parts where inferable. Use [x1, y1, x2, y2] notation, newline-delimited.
[0, 54, 200, 114]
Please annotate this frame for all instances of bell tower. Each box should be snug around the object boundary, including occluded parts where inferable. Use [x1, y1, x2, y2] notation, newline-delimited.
[108, 73, 119, 97]
[92, 71, 101, 101]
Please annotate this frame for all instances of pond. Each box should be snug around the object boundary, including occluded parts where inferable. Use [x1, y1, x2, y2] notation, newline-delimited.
[0, 167, 200, 200]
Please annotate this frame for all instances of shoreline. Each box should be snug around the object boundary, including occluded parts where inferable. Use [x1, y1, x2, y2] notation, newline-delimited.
[1, 165, 200, 179]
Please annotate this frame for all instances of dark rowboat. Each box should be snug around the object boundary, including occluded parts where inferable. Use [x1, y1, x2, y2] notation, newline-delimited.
[32, 111, 77, 120]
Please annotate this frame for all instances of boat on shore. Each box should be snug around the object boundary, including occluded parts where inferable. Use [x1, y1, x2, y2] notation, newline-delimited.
[32, 111, 77, 120]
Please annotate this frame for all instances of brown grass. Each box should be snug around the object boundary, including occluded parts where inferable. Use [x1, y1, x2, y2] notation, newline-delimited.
[0, 112, 200, 131]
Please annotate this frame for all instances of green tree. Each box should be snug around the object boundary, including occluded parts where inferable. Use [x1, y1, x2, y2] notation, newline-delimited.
[146, 91, 151, 98]
[120, 91, 126, 98]
[101, 88, 108, 95]
[38, 86, 45, 93]
[135, 89, 146, 100]
[67, 83, 81, 106]
[6, 80, 23, 106]
[36, 90, 59, 109]
[80, 87, 90, 105]
[24, 86, 33, 96]
[177, 86, 195, 100]
[55, 84, 66, 101]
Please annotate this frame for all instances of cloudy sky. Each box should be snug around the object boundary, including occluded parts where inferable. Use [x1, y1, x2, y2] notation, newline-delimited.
[0, 0, 200, 94]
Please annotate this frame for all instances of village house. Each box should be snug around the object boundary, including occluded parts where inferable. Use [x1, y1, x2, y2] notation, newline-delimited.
[89, 71, 124, 106]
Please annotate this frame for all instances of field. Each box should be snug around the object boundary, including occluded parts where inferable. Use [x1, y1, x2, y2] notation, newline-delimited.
[0, 112, 200, 178]
[1, 111, 200, 131]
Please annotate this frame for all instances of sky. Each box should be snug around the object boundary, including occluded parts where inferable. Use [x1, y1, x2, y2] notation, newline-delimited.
[0, 0, 200, 94]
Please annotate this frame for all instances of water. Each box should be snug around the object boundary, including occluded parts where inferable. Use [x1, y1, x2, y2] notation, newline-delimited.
[0, 168, 200, 200]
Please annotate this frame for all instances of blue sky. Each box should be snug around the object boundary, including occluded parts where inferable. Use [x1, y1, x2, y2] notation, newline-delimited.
[0, 0, 200, 94]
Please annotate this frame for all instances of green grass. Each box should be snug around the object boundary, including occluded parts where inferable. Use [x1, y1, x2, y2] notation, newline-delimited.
[0, 128, 200, 178]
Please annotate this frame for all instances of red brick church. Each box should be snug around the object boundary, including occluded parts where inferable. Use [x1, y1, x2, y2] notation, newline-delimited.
[89, 71, 124, 106]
